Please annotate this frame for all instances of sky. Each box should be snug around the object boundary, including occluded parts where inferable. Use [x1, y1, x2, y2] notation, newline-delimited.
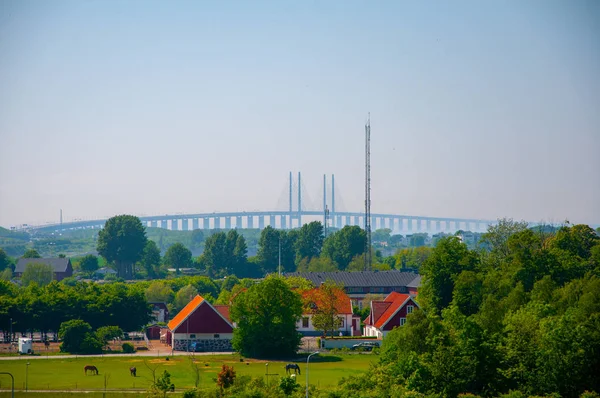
[1, 0, 599, 228]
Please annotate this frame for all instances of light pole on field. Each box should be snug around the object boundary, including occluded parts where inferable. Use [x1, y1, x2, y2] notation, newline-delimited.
[25, 362, 30, 392]
[305, 351, 319, 398]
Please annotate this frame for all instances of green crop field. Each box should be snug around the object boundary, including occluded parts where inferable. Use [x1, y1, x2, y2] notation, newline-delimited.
[0, 354, 373, 393]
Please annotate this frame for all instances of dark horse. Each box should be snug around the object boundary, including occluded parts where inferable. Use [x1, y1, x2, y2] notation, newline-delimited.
[285, 363, 301, 375]
[130, 367, 137, 377]
[84, 365, 99, 375]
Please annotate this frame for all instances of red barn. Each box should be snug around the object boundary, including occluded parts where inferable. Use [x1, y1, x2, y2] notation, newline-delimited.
[363, 292, 420, 338]
[167, 295, 233, 352]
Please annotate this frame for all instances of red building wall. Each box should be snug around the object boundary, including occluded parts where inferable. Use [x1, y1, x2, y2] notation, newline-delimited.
[174, 302, 233, 334]
[382, 299, 418, 331]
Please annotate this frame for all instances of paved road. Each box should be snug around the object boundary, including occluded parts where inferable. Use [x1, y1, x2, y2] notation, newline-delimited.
[0, 351, 235, 361]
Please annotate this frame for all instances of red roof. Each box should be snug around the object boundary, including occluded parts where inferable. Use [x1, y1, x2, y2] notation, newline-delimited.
[213, 305, 231, 322]
[302, 287, 353, 315]
[167, 295, 204, 331]
[372, 292, 413, 329]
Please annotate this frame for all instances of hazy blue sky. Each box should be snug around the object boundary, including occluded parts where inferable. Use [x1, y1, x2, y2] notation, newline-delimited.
[1, 0, 599, 228]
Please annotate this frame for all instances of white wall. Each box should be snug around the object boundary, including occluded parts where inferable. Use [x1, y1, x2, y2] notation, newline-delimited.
[173, 333, 233, 340]
[297, 314, 354, 334]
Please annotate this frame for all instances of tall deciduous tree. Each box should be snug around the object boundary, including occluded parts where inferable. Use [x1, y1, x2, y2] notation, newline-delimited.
[145, 281, 175, 303]
[21, 263, 53, 287]
[321, 226, 366, 270]
[175, 284, 199, 311]
[306, 280, 345, 337]
[79, 254, 99, 274]
[420, 236, 478, 314]
[294, 221, 324, 264]
[230, 276, 302, 358]
[141, 240, 162, 278]
[97, 215, 147, 279]
[164, 243, 192, 273]
[22, 249, 41, 259]
[0, 249, 12, 271]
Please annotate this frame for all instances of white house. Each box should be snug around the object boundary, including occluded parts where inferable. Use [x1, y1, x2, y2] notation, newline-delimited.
[297, 287, 361, 336]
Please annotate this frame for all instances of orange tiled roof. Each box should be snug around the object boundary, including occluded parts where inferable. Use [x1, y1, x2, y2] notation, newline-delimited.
[373, 292, 411, 329]
[213, 305, 231, 322]
[302, 287, 353, 315]
[167, 295, 204, 331]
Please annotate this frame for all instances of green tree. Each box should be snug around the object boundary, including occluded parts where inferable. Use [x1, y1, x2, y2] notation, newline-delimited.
[59, 319, 102, 354]
[140, 240, 162, 278]
[321, 226, 366, 270]
[0, 268, 12, 281]
[203, 232, 228, 276]
[257, 226, 283, 274]
[21, 263, 53, 287]
[480, 218, 529, 259]
[96, 325, 123, 348]
[296, 256, 337, 272]
[79, 254, 99, 274]
[0, 248, 12, 271]
[22, 249, 41, 258]
[230, 276, 302, 357]
[153, 370, 175, 397]
[294, 221, 324, 264]
[164, 243, 192, 273]
[191, 229, 205, 246]
[420, 236, 478, 314]
[97, 215, 147, 279]
[175, 284, 198, 311]
[145, 281, 175, 303]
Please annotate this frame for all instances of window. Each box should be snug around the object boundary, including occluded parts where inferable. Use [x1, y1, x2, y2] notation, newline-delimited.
[400, 318, 406, 326]
[214, 334, 220, 339]
[339, 317, 344, 328]
[189, 334, 196, 339]
[302, 317, 309, 328]
[407, 305, 414, 314]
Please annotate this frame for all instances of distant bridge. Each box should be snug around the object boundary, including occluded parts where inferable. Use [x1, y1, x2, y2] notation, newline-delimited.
[24, 172, 586, 234]
[29, 210, 496, 234]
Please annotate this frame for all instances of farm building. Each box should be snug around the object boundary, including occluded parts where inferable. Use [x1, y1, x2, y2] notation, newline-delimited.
[15, 258, 73, 282]
[286, 271, 421, 307]
[363, 292, 420, 338]
[167, 295, 233, 352]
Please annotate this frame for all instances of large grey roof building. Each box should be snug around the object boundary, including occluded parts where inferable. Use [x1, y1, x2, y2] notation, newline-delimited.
[285, 271, 421, 305]
[15, 258, 73, 281]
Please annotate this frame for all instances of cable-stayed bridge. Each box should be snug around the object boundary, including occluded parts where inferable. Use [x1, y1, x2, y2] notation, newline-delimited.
[25, 172, 531, 234]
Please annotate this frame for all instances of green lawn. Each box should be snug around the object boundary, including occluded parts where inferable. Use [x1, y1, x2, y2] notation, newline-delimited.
[0, 354, 373, 392]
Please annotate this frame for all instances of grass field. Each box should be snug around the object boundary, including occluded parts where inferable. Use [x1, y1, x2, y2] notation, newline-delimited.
[0, 353, 373, 393]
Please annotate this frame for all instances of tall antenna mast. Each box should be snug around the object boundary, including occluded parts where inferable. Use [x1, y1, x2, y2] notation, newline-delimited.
[364, 113, 372, 270]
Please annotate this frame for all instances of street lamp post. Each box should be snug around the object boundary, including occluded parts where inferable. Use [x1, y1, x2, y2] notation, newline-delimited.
[265, 363, 269, 387]
[25, 362, 30, 392]
[305, 351, 319, 398]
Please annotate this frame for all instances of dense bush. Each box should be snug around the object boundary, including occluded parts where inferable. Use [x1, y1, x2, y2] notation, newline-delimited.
[122, 342, 135, 353]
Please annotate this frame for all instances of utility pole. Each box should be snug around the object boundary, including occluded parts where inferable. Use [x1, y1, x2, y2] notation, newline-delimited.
[364, 113, 372, 271]
[324, 205, 330, 238]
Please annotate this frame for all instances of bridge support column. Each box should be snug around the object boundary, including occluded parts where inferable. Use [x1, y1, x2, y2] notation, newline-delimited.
[236, 216, 243, 229]
[247, 216, 254, 229]
[454, 220, 461, 231]
[225, 217, 231, 229]
[408, 218, 413, 232]
[151, 220, 158, 228]
[182, 219, 189, 231]
[214, 217, 220, 229]
[204, 217, 210, 230]
[426, 220, 432, 233]
[161, 220, 168, 229]
[281, 215, 287, 229]
[436, 221, 441, 232]
[336, 216, 342, 229]
[269, 215, 276, 228]
[192, 218, 199, 230]
[259, 216, 265, 229]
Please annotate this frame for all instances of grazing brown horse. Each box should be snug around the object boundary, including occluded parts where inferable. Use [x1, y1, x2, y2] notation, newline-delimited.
[84, 365, 99, 375]
[130, 367, 137, 377]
